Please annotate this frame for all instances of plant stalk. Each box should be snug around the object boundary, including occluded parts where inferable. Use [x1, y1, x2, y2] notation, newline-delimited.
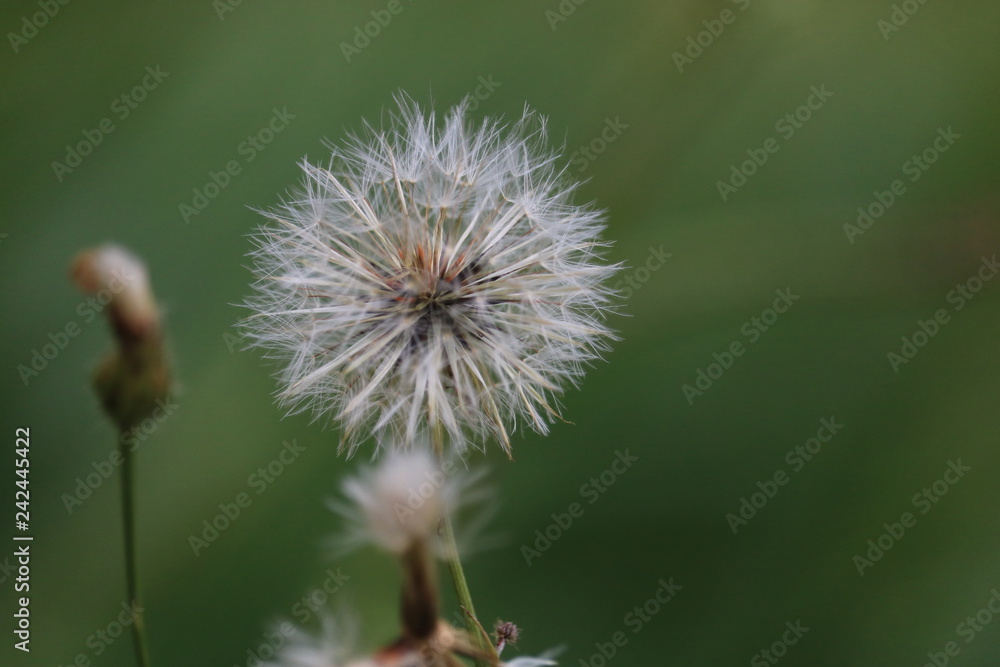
[430, 426, 494, 667]
[120, 438, 152, 667]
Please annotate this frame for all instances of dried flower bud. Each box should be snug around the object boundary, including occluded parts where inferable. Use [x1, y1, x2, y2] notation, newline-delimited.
[71, 244, 159, 340]
[71, 244, 170, 432]
[494, 621, 520, 654]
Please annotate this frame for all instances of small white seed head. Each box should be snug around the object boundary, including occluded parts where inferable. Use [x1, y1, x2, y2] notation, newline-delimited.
[332, 448, 454, 556]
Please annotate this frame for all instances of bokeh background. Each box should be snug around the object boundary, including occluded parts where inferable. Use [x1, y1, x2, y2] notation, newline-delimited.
[3, 1, 1000, 665]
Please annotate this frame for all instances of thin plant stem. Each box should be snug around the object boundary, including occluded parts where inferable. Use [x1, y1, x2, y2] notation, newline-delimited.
[431, 425, 495, 667]
[120, 438, 152, 667]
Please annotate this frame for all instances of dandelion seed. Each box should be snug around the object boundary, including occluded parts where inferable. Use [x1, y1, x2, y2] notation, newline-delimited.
[241, 93, 619, 457]
[332, 448, 447, 555]
[328, 448, 488, 558]
[265, 615, 364, 667]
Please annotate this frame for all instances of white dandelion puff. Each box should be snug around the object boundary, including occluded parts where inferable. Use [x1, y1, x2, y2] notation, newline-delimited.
[265, 615, 357, 667]
[329, 448, 485, 558]
[241, 93, 620, 456]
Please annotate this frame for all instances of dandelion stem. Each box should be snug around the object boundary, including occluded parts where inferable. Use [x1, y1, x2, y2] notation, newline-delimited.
[431, 427, 495, 667]
[119, 437, 153, 667]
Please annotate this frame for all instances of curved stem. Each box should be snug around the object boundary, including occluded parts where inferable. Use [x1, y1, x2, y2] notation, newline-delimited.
[430, 427, 494, 667]
[120, 439, 153, 667]
[442, 513, 477, 620]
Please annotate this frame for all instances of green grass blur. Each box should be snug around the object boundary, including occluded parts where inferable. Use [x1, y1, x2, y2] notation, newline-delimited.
[2, 1, 1000, 665]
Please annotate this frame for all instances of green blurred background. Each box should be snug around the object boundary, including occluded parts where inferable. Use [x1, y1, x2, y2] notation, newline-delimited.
[2, 1, 1000, 665]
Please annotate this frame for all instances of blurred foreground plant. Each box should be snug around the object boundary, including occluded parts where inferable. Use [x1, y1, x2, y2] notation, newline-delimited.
[72, 244, 171, 667]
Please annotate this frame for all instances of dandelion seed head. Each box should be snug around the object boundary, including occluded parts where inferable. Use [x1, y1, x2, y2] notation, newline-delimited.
[331, 448, 450, 556]
[242, 93, 619, 456]
[329, 446, 495, 562]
